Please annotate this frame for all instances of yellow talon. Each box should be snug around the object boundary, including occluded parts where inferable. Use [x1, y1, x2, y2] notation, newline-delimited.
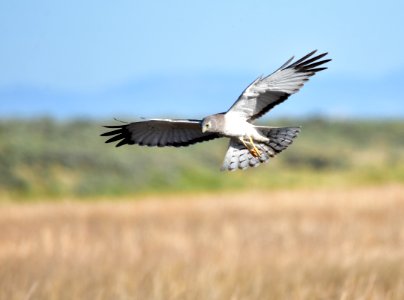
[240, 136, 261, 158]
[248, 136, 261, 157]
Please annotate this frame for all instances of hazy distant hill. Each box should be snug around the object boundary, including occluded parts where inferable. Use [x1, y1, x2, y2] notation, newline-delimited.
[1, 69, 403, 119]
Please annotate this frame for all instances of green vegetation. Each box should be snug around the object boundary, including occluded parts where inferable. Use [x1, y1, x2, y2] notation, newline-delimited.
[0, 118, 403, 200]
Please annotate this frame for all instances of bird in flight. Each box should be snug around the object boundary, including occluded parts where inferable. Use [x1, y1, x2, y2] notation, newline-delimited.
[101, 50, 331, 171]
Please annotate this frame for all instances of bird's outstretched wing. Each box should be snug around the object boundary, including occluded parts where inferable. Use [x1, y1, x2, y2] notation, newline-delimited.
[227, 50, 331, 121]
[101, 119, 220, 147]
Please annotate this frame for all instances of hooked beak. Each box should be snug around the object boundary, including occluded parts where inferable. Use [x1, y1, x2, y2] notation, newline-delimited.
[202, 126, 207, 133]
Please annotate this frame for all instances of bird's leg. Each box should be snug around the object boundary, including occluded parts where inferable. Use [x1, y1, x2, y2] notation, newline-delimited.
[239, 137, 250, 150]
[248, 136, 262, 157]
[240, 137, 261, 158]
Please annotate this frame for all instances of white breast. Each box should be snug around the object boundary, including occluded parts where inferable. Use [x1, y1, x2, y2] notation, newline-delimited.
[222, 113, 256, 137]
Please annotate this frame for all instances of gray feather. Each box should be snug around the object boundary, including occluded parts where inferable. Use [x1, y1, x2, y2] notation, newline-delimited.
[102, 119, 220, 148]
[227, 51, 331, 121]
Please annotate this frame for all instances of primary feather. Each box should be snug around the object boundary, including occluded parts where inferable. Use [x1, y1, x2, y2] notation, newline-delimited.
[101, 119, 219, 147]
[227, 50, 331, 121]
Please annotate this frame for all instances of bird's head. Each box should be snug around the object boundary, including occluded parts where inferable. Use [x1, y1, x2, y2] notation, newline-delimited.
[201, 117, 213, 133]
[201, 114, 223, 133]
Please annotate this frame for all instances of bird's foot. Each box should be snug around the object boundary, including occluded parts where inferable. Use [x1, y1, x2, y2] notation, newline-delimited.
[240, 136, 262, 158]
[248, 136, 262, 158]
[249, 147, 261, 158]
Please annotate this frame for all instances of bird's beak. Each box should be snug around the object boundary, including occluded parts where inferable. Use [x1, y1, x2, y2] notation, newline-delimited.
[202, 126, 206, 133]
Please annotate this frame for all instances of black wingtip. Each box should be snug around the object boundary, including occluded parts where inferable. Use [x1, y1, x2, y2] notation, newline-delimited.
[101, 129, 122, 137]
[308, 67, 328, 73]
[289, 50, 317, 67]
[116, 139, 128, 147]
[101, 123, 129, 145]
[105, 134, 125, 143]
[288, 51, 331, 73]
[103, 125, 124, 129]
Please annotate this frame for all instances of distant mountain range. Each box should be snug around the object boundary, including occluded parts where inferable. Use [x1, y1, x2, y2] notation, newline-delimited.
[1, 70, 403, 119]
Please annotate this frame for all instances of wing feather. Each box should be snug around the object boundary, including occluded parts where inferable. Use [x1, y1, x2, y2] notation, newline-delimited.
[158, 129, 168, 146]
[101, 119, 220, 147]
[227, 50, 331, 121]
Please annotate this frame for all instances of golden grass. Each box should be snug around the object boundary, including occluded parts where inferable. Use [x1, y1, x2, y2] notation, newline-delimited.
[1, 185, 404, 299]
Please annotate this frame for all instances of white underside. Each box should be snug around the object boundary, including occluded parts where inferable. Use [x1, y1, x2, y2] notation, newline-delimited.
[222, 113, 268, 142]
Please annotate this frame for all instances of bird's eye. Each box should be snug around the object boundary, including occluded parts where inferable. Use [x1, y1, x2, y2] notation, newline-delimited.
[205, 123, 210, 128]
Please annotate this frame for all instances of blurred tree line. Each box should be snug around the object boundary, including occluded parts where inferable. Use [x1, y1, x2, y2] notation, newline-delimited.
[0, 117, 403, 200]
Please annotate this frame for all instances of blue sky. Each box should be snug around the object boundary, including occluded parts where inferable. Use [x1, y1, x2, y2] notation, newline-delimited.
[1, 0, 403, 119]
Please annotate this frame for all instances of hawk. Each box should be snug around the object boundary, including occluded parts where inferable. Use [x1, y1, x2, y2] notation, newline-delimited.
[101, 50, 331, 171]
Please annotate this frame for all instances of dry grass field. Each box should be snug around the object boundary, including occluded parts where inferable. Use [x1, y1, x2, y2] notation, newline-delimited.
[1, 185, 404, 300]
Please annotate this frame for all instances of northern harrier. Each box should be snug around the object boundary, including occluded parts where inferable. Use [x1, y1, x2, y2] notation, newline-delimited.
[101, 50, 331, 171]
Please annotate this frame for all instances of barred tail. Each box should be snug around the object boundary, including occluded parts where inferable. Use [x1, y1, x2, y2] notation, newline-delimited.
[258, 126, 301, 153]
[221, 127, 301, 171]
